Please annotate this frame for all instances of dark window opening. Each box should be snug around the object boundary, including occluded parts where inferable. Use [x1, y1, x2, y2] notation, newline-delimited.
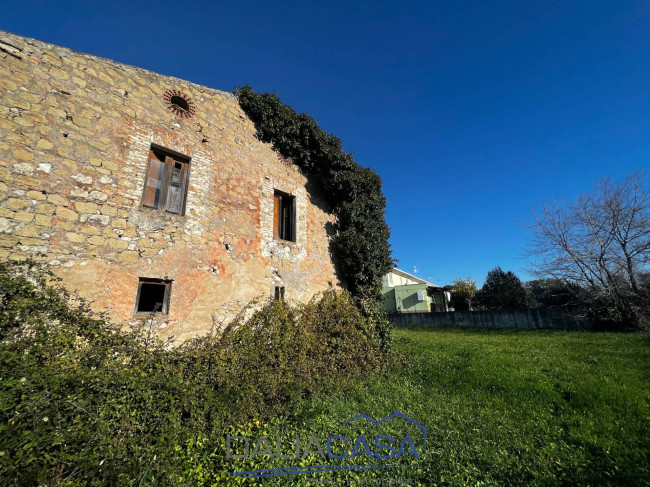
[274, 286, 285, 301]
[141, 147, 190, 215]
[273, 191, 296, 242]
[135, 278, 171, 314]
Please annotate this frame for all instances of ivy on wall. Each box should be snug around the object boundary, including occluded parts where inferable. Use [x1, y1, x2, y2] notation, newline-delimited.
[235, 86, 393, 298]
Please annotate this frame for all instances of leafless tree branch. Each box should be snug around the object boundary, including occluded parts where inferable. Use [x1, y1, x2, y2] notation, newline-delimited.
[526, 170, 650, 328]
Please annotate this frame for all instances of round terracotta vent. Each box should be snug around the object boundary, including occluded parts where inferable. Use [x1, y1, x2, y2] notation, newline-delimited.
[163, 89, 196, 119]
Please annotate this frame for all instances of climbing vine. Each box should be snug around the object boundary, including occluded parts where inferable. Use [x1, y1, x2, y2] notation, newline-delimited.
[235, 85, 393, 299]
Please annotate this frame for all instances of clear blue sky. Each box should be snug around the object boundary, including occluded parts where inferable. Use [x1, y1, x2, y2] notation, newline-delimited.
[2, 1, 649, 286]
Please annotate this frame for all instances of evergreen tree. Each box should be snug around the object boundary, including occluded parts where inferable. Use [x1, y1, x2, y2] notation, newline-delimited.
[480, 267, 529, 310]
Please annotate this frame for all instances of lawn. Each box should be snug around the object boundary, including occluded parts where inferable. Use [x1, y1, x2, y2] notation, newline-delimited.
[223, 328, 650, 486]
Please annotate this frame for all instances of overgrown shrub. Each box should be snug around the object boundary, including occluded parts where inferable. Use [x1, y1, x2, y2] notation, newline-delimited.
[182, 289, 388, 417]
[0, 261, 391, 485]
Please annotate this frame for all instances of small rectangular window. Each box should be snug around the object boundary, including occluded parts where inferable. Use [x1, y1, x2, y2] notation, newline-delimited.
[135, 278, 172, 314]
[273, 191, 296, 242]
[274, 286, 285, 301]
[141, 147, 190, 215]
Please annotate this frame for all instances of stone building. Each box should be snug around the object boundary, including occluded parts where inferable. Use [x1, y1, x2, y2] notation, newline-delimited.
[0, 31, 340, 341]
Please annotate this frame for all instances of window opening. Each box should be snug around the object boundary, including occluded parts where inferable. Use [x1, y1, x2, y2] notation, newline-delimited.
[274, 286, 285, 301]
[273, 191, 296, 242]
[141, 147, 190, 215]
[135, 278, 171, 314]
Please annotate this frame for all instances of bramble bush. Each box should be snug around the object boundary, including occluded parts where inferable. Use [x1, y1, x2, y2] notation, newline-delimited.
[0, 261, 392, 485]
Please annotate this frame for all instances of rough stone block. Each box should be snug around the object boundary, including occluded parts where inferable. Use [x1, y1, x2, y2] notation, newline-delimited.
[80, 225, 100, 235]
[13, 148, 33, 161]
[0, 235, 21, 247]
[14, 211, 35, 223]
[0, 208, 15, 219]
[65, 232, 86, 243]
[100, 205, 117, 216]
[107, 238, 128, 249]
[36, 139, 54, 150]
[6, 198, 30, 211]
[119, 250, 139, 263]
[26, 190, 46, 201]
[75, 201, 99, 213]
[89, 190, 108, 202]
[15, 175, 42, 187]
[88, 235, 105, 245]
[35, 203, 56, 215]
[15, 225, 43, 238]
[34, 214, 52, 226]
[55, 206, 79, 221]
[47, 194, 68, 206]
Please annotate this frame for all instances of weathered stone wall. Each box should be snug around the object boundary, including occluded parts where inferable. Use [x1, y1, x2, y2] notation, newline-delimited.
[0, 31, 340, 341]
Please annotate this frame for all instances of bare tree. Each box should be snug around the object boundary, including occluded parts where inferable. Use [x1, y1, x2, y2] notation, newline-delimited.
[527, 171, 650, 328]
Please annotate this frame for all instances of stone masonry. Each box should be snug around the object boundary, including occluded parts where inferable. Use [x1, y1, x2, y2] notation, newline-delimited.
[0, 31, 341, 341]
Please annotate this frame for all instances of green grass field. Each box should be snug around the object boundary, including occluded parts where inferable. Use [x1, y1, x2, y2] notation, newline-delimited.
[231, 328, 650, 486]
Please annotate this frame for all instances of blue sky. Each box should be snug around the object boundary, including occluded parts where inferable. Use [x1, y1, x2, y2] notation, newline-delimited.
[2, 1, 649, 286]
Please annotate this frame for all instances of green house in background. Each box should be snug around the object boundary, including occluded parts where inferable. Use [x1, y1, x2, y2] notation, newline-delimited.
[382, 268, 451, 313]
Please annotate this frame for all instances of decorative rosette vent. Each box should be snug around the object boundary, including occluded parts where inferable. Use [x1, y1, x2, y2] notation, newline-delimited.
[164, 89, 196, 119]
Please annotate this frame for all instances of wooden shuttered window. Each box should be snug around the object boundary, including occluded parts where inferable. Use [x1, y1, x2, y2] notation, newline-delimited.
[273, 193, 282, 239]
[288, 197, 296, 242]
[165, 159, 189, 214]
[142, 151, 164, 208]
[141, 148, 190, 215]
[273, 191, 296, 242]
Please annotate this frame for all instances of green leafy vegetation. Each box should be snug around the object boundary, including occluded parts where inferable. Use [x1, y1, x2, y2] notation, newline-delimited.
[1, 262, 648, 485]
[234, 85, 394, 299]
[0, 261, 388, 486]
[450, 277, 478, 311]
